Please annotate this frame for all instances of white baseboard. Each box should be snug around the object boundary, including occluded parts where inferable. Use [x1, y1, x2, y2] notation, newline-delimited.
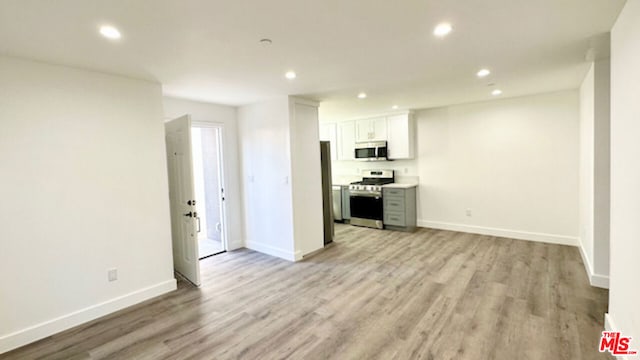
[418, 220, 579, 246]
[604, 314, 638, 360]
[245, 241, 300, 261]
[301, 246, 327, 260]
[590, 273, 610, 289]
[227, 239, 244, 251]
[0, 279, 177, 354]
[605, 313, 615, 332]
[577, 243, 610, 289]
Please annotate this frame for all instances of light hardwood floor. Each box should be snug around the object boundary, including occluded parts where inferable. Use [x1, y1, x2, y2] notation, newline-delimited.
[2, 224, 610, 360]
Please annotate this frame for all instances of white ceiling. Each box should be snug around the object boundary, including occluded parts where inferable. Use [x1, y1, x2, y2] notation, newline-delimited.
[0, 0, 625, 120]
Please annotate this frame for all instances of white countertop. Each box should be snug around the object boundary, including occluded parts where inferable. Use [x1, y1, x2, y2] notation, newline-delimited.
[333, 182, 418, 188]
[382, 183, 418, 189]
[333, 175, 419, 188]
[332, 182, 351, 187]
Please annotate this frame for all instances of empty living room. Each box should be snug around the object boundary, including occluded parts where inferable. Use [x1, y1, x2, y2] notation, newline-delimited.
[1, 0, 639, 359]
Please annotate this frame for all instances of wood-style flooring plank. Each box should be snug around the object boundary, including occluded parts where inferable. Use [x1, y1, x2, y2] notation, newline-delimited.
[1, 224, 611, 360]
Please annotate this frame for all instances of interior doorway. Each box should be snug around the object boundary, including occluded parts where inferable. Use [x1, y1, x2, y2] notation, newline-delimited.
[190, 125, 226, 259]
[165, 115, 228, 286]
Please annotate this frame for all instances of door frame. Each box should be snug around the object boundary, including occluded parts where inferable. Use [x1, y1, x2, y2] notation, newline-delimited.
[191, 120, 229, 253]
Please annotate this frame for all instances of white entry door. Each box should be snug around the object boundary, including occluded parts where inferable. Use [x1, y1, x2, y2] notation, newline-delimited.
[165, 115, 201, 286]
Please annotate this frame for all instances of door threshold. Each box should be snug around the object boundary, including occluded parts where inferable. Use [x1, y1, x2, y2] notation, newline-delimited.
[199, 250, 226, 260]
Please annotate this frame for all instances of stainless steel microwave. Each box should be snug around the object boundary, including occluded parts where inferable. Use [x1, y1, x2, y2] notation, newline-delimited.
[354, 141, 388, 161]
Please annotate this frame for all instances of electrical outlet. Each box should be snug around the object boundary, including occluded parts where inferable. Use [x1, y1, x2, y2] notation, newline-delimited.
[404, 167, 409, 174]
[466, 208, 472, 217]
[107, 268, 118, 282]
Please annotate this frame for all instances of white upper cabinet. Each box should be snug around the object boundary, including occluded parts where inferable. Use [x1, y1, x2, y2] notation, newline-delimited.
[355, 119, 370, 142]
[337, 121, 356, 161]
[386, 113, 415, 159]
[319, 122, 337, 161]
[328, 112, 414, 161]
[355, 117, 387, 142]
[372, 117, 387, 141]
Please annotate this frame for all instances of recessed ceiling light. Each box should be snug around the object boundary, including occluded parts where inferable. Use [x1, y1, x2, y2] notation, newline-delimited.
[492, 89, 503, 96]
[477, 69, 491, 78]
[285, 71, 297, 79]
[392, 105, 399, 110]
[357, 92, 367, 99]
[99, 25, 121, 40]
[259, 38, 272, 45]
[433, 23, 453, 37]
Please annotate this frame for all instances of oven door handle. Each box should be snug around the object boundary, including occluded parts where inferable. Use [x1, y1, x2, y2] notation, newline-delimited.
[350, 191, 382, 199]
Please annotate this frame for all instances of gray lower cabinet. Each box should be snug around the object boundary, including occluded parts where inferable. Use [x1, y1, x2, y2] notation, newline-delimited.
[383, 187, 417, 231]
[341, 185, 351, 220]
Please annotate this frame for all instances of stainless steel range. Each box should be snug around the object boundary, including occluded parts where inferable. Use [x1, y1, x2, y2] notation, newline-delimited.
[349, 169, 394, 229]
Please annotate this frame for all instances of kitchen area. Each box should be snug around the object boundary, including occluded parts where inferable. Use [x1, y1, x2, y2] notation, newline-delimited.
[320, 111, 419, 234]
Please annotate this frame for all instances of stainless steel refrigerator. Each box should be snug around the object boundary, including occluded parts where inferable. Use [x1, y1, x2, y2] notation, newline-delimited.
[320, 141, 334, 245]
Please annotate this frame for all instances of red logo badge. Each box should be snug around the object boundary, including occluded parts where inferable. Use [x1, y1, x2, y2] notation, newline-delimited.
[600, 331, 637, 356]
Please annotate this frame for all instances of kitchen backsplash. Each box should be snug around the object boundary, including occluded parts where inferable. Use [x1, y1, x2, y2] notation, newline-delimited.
[332, 159, 419, 185]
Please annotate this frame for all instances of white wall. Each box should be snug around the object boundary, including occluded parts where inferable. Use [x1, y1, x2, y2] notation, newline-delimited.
[327, 91, 580, 244]
[237, 97, 324, 260]
[592, 58, 611, 278]
[608, 0, 640, 351]
[163, 97, 243, 250]
[238, 97, 297, 260]
[579, 64, 595, 270]
[0, 56, 176, 353]
[415, 91, 579, 245]
[289, 99, 324, 256]
[578, 58, 611, 289]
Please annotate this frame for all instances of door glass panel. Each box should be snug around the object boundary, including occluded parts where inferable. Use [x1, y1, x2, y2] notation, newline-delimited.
[191, 126, 225, 259]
